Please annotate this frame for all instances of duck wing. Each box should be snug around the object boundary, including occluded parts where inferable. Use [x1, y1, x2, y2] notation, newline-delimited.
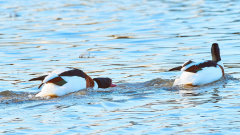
[169, 60, 218, 73]
[169, 66, 182, 71]
[168, 60, 194, 71]
[58, 68, 85, 78]
[183, 60, 218, 73]
[29, 75, 47, 81]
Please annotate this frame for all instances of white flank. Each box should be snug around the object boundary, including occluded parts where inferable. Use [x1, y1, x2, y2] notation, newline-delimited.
[173, 66, 222, 86]
[35, 76, 86, 97]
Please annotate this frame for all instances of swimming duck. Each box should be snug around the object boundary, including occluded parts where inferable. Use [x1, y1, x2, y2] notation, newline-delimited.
[169, 43, 224, 86]
[29, 67, 117, 97]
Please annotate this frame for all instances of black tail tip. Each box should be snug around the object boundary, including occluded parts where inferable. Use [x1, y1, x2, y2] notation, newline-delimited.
[169, 66, 182, 71]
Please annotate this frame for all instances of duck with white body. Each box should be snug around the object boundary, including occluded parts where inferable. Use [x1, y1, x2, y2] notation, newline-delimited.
[29, 68, 117, 97]
[169, 43, 224, 86]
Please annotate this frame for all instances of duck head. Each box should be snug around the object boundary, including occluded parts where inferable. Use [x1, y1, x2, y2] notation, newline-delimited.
[93, 78, 117, 88]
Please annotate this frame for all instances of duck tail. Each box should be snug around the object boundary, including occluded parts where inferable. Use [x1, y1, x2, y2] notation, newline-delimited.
[29, 75, 47, 81]
[38, 83, 44, 89]
[169, 66, 182, 71]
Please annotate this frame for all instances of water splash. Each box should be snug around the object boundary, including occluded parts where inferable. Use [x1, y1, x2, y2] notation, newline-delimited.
[0, 73, 237, 106]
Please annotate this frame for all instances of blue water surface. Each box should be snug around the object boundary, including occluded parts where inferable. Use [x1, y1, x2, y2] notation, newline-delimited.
[0, 0, 240, 134]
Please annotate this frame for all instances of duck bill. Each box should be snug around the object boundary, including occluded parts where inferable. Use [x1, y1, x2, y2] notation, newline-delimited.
[110, 84, 117, 87]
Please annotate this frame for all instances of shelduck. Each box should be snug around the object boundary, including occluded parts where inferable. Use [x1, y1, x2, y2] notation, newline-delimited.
[169, 43, 224, 86]
[29, 67, 117, 97]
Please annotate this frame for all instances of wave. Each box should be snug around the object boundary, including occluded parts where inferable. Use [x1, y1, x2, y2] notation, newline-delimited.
[0, 74, 238, 105]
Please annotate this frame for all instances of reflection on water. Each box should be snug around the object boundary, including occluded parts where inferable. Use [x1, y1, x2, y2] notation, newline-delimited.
[1, 0, 240, 134]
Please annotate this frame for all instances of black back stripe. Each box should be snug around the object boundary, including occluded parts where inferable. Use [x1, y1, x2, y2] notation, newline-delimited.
[183, 60, 193, 67]
[59, 68, 86, 78]
[169, 66, 182, 71]
[184, 60, 218, 73]
[185, 65, 202, 73]
[29, 75, 47, 81]
[196, 60, 217, 68]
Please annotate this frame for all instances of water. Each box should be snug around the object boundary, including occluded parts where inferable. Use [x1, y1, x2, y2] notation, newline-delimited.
[1, 0, 240, 134]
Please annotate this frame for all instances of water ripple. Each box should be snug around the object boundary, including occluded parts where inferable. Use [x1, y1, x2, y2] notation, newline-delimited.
[1, 0, 240, 134]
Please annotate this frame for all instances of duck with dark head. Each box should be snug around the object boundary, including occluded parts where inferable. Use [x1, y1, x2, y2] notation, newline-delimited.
[29, 67, 117, 98]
